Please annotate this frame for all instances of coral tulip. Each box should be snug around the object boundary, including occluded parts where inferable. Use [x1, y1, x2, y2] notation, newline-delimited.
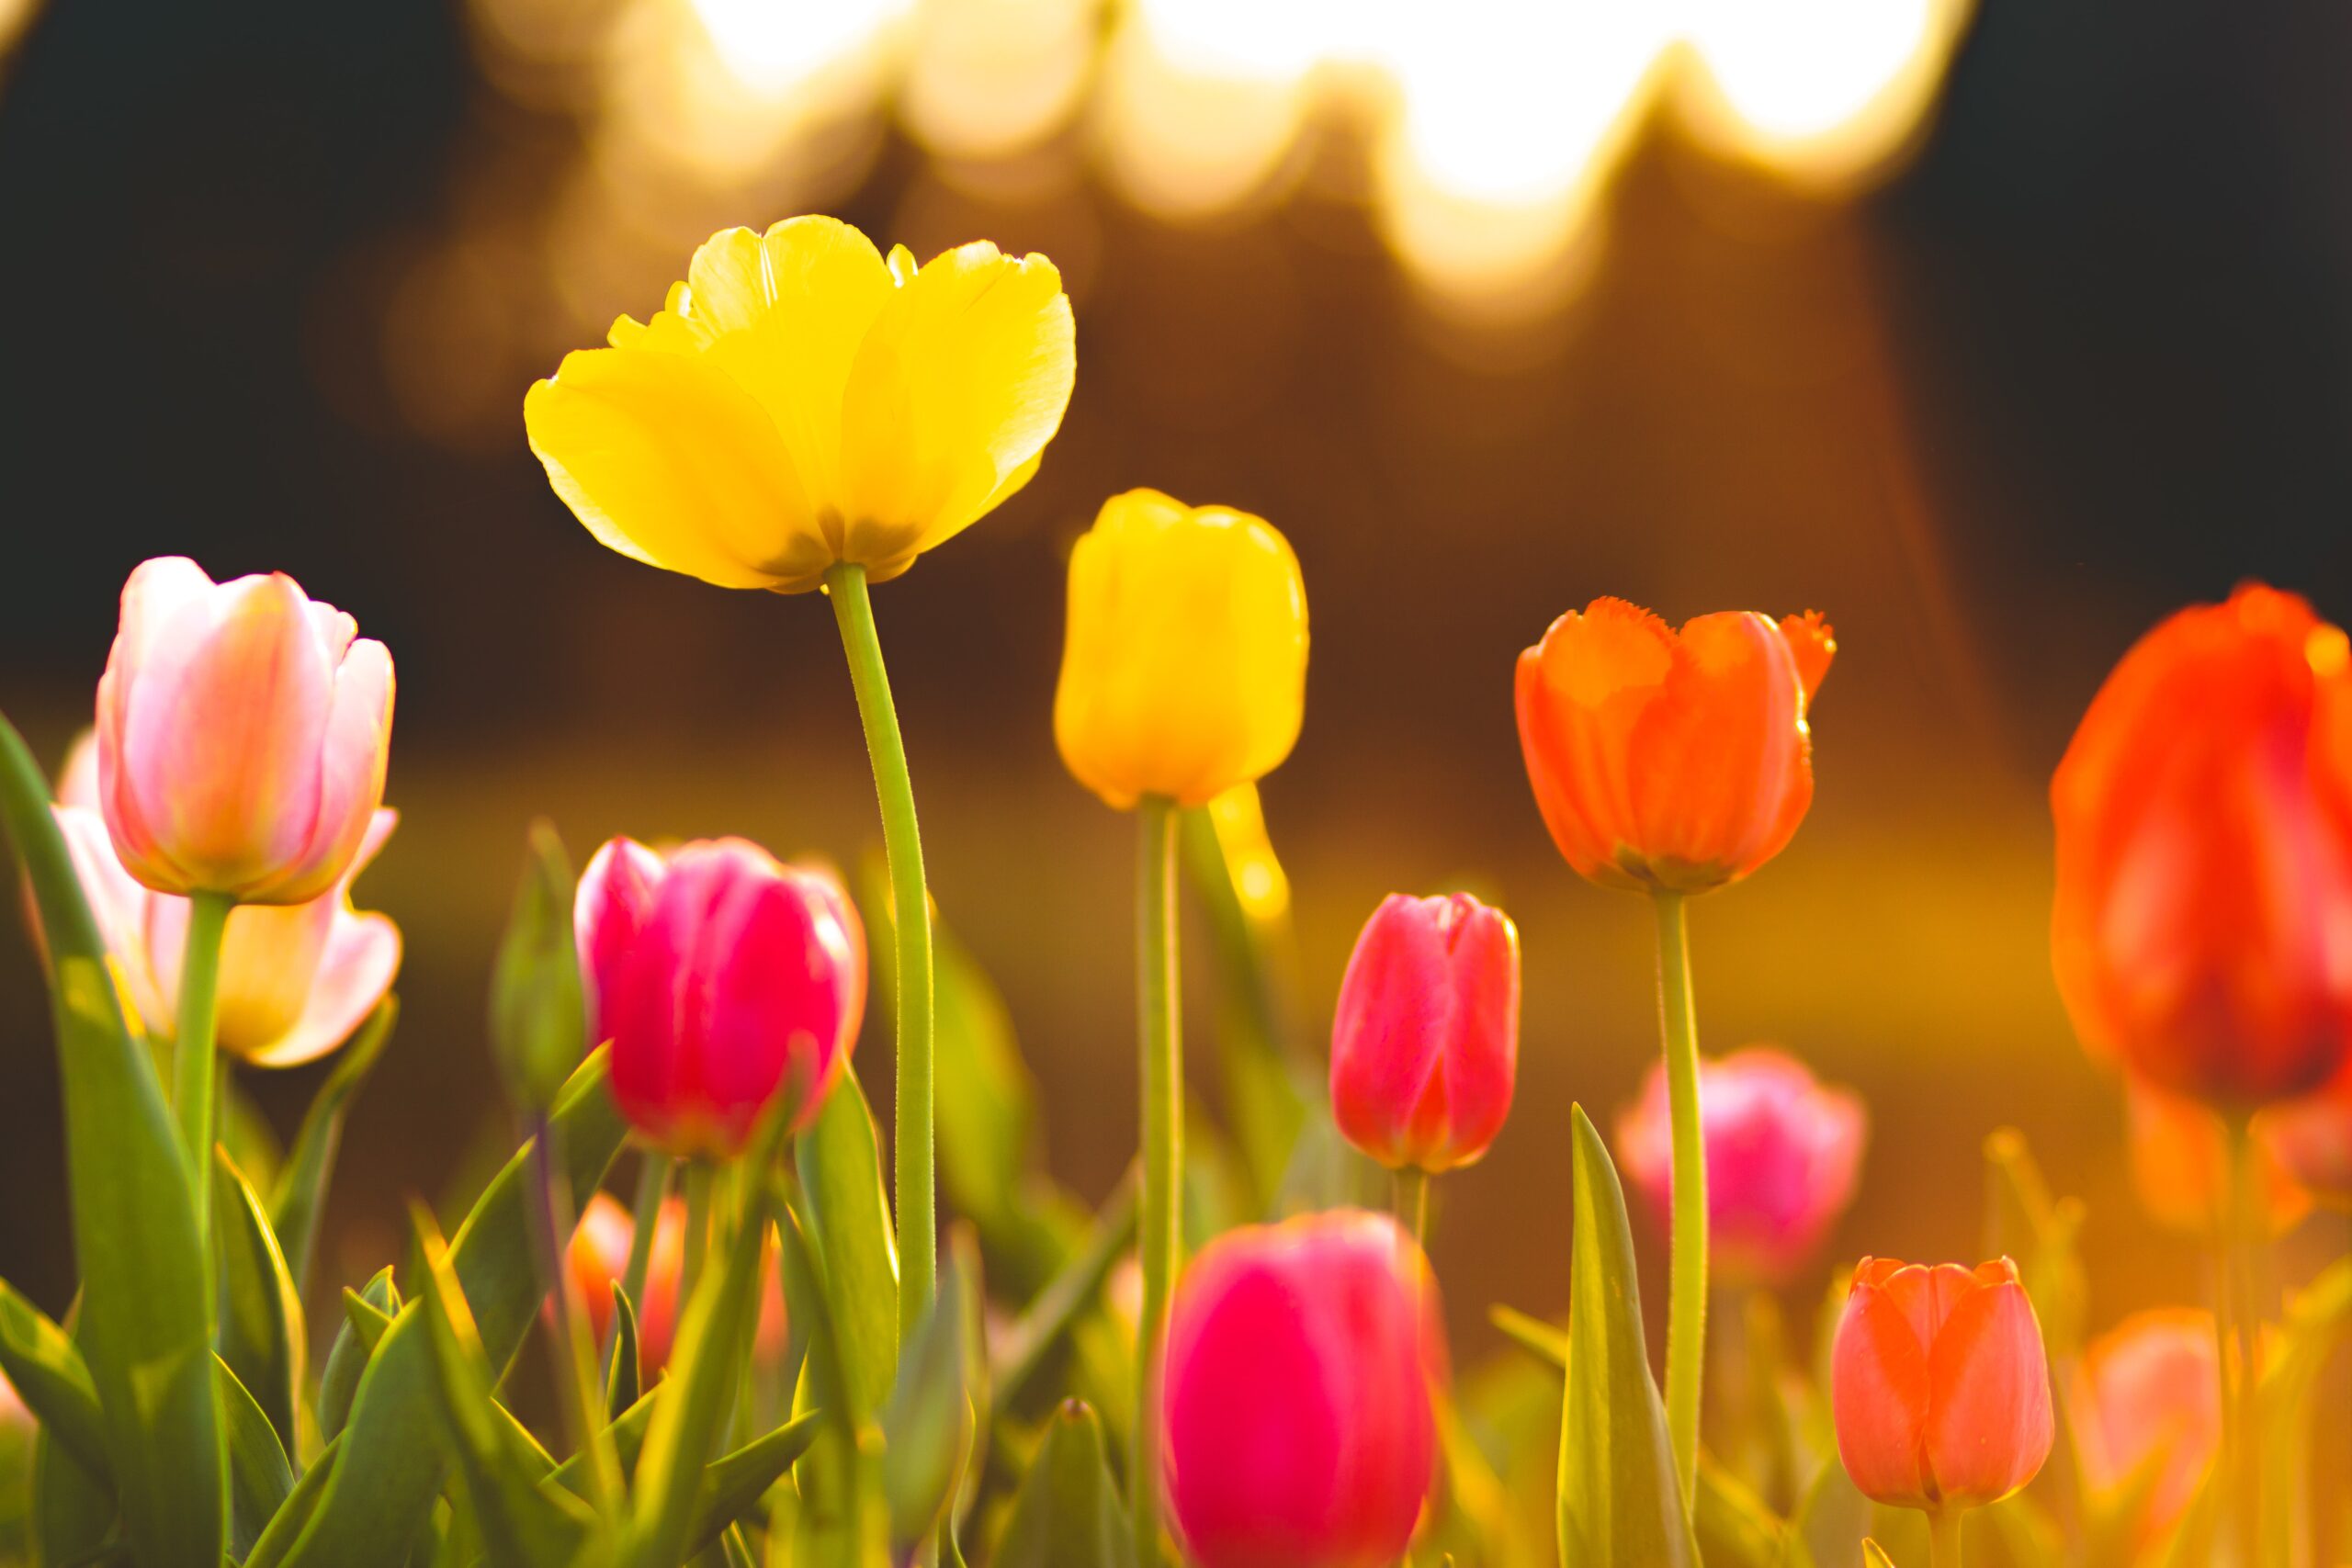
[1054, 489, 1309, 811]
[2052, 582, 2352, 1109]
[2072, 1309, 2221, 1546]
[1329, 892, 1520, 1174]
[1616, 1046, 1867, 1287]
[2122, 1073, 2309, 1236]
[1831, 1257, 2054, 1525]
[1159, 1210, 1439, 1568]
[2266, 1055, 2352, 1203]
[1514, 598, 1833, 895]
[575, 836, 864, 1158]
[562, 1191, 786, 1372]
[54, 737, 400, 1066]
[525, 216, 1075, 592]
[96, 557, 394, 905]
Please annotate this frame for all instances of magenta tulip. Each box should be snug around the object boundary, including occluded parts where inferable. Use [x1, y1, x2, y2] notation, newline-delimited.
[96, 557, 394, 905]
[1329, 892, 1520, 1174]
[1159, 1209, 1439, 1568]
[1616, 1046, 1866, 1286]
[576, 835, 864, 1157]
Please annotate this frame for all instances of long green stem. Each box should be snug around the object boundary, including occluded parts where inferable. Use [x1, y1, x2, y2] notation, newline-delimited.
[1928, 1507, 1964, 1568]
[527, 1115, 620, 1517]
[175, 891, 234, 1241]
[1133, 796, 1182, 1568]
[1653, 890, 1706, 1507]
[826, 561, 936, 1335]
[618, 1154, 670, 1339]
[681, 1161, 714, 1316]
[2222, 1116, 2264, 1567]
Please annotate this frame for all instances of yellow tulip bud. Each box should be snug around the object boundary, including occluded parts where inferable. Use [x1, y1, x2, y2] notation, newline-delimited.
[1054, 490, 1308, 810]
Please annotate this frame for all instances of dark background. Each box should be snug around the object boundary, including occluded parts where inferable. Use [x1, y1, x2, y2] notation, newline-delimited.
[1, 0, 2346, 1377]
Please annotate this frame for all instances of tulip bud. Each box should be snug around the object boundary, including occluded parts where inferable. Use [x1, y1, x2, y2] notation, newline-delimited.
[1159, 1210, 1438, 1568]
[2052, 582, 2352, 1109]
[2122, 1073, 2309, 1236]
[1616, 1046, 1867, 1287]
[575, 836, 865, 1158]
[1329, 892, 1520, 1174]
[2072, 1309, 2221, 1547]
[1515, 599, 1833, 894]
[561, 1191, 786, 1372]
[1054, 489, 1309, 811]
[96, 557, 394, 905]
[1831, 1257, 2054, 1517]
[491, 820, 586, 1112]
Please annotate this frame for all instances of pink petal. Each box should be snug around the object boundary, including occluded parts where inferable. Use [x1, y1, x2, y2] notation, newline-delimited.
[240, 908, 401, 1067]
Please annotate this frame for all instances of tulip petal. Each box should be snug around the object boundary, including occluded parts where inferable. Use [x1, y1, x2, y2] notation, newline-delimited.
[1629, 611, 1807, 886]
[1832, 1282, 1934, 1509]
[837, 242, 1076, 570]
[576, 836, 668, 1043]
[1923, 1280, 2054, 1507]
[525, 345, 821, 592]
[1514, 600, 1679, 889]
[269, 636, 393, 907]
[236, 909, 400, 1068]
[51, 804, 172, 1036]
[1779, 611, 1837, 708]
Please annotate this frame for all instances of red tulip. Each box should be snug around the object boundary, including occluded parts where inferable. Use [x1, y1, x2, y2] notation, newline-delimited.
[1615, 1046, 1867, 1287]
[2052, 583, 2352, 1109]
[1831, 1257, 2053, 1515]
[575, 836, 865, 1158]
[1329, 892, 1520, 1174]
[1514, 598, 1833, 894]
[1159, 1210, 1439, 1568]
[2072, 1309, 2221, 1546]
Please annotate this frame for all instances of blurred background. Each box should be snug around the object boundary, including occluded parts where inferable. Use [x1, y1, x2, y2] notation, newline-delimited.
[0, 0, 2346, 1382]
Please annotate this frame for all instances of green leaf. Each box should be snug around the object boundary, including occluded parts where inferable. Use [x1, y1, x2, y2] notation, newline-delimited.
[1695, 1455, 1807, 1568]
[1556, 1104, 1699, 1568]
[548, 1385, 660, 1497]
[277, 1047, 628, 1568]
[1981, 1129, 2086, 1363]
[243, 1438, 342, 1568]
[994, 1175, 1136, 1414]
[318, 1268, 399, 1444]
[31, 1424, 115, 1566]
[490, 822, 587, 1113]
[797, 1074, 900, 1420]
[995, 1399, 1136, 1568]
[270, 998, 398, 1297]
[1862, 1540, 1898, 1568]
[605, 1282, 641, 1422]
[0, 1279, 111, 1486]
[881, 1242, 978, 1552]
[216, 1353, 296, 1559]
[684, 1413, 823, 1554]
[622, 1154, 773, 1568]
[0, 713, 222, 1568]
[214, 1145, 307, 1457]
[1793, 1459, 1872, 1568]
[775, 1189, 889, 1567]
[1489, 1304, 1568, 1373]
[410, 1203, 599, 1568]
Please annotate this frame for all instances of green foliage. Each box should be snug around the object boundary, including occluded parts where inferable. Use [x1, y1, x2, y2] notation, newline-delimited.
[491, 821, 589, 1113]
[0, 1279, 109, 1486]
[995, 1401, 1135, 1568]
[215, 1354, 297, 1558]
[271, 997, 399, 1295]
[213, 1146, 306, 1457]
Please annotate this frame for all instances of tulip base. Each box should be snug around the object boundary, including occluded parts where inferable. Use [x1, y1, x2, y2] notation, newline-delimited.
[1134, 795, 1182, 1568]
[1652, 890, 1707, 1506]
[826, 560, 937, 1334]
[174, 890, 234, 1239]
[1928, 1507, 1963, 1568]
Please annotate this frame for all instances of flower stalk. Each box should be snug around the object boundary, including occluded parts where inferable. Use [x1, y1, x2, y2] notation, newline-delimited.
[175, 890, 234, 1235]
[827, 560, 937, 1333]
[1653, 889, 1707, 1506]
[1134, 794, 1182, 1568]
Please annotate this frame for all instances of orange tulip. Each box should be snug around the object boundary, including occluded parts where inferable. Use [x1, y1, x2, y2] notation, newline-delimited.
[1514, 598, 1833, 894]
[2122, 1073, 2309, 1237]
[2072, 1309, 2221, 1548]
[2052, 583, 2352, 1109]
[561, 1191, 786, 1375]
[1831, 1258, 2053, 1517]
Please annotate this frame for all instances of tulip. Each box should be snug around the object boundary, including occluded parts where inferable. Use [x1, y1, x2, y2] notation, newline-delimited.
[524, 217, 1075, 593]
[96, 557, 394, 906]
[54, 737, 400, 1067]
[2265, 1054, 2352, 1203]
[1329, 892, 1521, 1177]
[1513, 598, 1833, 896]
[1053, 488, 1309, 811]
[1616, 1046, 1867, 1288]
[2072, 1310, 2221, 1547]
[1832, 1257, 2054, 1562]
[2122, 1073, 2308, 1237]
[1159, 1210, 1438, 1568]
[562, 1191, 786, 1374]
[2052, 582, 2352, 1109]
[575, 835, 865, 1158]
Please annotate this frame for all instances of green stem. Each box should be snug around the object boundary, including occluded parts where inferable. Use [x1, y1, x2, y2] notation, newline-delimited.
[175, 891, 234, 1240]
[527, 1115, 620, 1517]
[1928, 1507, 1964, 1568]
[826, 560, 936, 1336]
[1133, 796, 1182, 1568]
[618, 1153, 670, 1340]
[2222, 1116, 2264, 1567]
[1394, 1168, 1430, 1252]
[1653, 890, 1706, 1507]
[681, 1161, 714, 1316]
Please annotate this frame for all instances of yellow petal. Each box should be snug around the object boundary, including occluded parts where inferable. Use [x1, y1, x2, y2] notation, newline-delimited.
[836, 242, 1077, 570]
[525, 345, 828, 591]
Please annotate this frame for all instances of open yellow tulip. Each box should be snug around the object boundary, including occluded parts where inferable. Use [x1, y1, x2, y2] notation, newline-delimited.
[525, 216, 1077, 592]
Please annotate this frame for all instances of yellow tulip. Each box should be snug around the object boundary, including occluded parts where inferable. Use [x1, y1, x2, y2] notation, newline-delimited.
[524, 216, 1077, 592]
[1054, 490, 1308, 810]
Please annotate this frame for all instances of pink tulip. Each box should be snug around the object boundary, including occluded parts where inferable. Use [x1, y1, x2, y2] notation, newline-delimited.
[2266, 1055, 2352, 1204]
[1159, 1210, 1439, 1568]
[576, 836, 864, 1158]
[1615, 1046, 1866, 1287]
[1329, 892, 1520, 1174]
[96, 558, 394, 906]
[2072, 1309, 2221, 1546]
[1831, 1257, 2054, 1515]
[53, 737, 400, 1066]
